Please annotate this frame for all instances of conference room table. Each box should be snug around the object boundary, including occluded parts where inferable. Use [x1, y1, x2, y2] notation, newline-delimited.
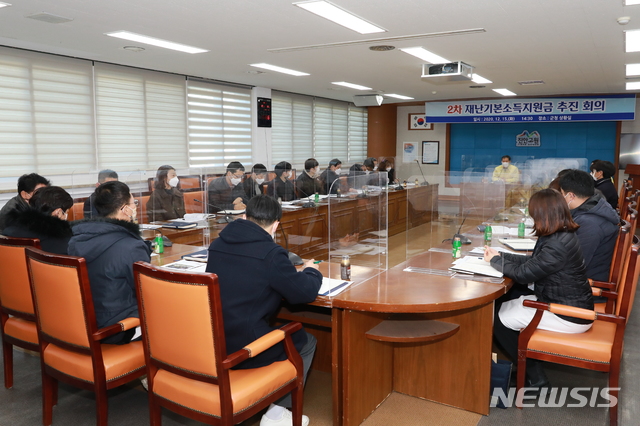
[153, 228, 513, 426]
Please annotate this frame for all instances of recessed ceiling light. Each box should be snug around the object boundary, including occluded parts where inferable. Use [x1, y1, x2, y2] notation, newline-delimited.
[625, 30, 640, 52]
[471, 74, 492, 84]
[294, 0, 386, 34]
[0, 2, 11, 8]
[123, 46, 145, 52]
[385, 94, 414, 100]
[627, 63, 640, 77]
[493, 88, 516, 96]
[332, 81, 372, 90]
[105, 31, 208, 54]
[249, 63, 309, 76]
[626, 81, 640, 90]
[400, 47, 450, 64]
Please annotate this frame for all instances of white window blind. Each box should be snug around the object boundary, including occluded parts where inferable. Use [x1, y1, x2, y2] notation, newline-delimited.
[187, 80, 252, 168]
[271, 91, 368, 168]
[94, 63, 187, 170]
[0, 47, 95, 177]
[272, 93, 312, 169]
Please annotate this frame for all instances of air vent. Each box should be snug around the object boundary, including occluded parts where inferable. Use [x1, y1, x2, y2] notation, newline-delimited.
[518, 80, 545, 85]
[469, 85, 486, 89]
[369, 45, 395, 51]
[26, 12, 73, 24]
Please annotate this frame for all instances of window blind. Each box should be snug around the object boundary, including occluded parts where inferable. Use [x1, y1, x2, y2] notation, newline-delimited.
[0, 47, 95, 177]
[187, 80, 252, 169]
[272, 93, 313, 169]
[94, 63, 187, 170]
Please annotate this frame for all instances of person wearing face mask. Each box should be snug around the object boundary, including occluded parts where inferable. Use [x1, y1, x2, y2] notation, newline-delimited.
[319, 158, 342, 195]
[243, 163, 268, 200]
[208, 161, 249, 212]
[68, 181, 151, 345]
[559, 170, 619, 283]
[205, 195, 321, 426]
[296, 158, 321, 198]
[83, 169, 118, 219]
[3, 186, 73, 254]
[589, 160, 618, 210]
[268, 161, 298, 201]
[492, 155, 520, 183]
[0, 173, 50, 233]
[147, 165, 186, 221]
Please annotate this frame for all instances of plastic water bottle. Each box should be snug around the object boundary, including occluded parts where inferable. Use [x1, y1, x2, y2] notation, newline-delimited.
[314, 192, 319, 203]
[154, 232, 164, 254]
[518, 217, 526, 238]
[484, 224, 492, 246]
[452, 236, 462, 259]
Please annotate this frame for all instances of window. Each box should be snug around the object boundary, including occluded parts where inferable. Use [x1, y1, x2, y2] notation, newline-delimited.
[0, 47, 95, 177]
[187, 79, 252, 168]
[271, 91, 368, 168]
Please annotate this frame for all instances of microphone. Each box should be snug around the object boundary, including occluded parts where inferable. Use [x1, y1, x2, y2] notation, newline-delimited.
[453, 209, 472, 245]
[415, 160, 429, 186]
[199, 198, 237, 224]
[278, 221, 303, 266]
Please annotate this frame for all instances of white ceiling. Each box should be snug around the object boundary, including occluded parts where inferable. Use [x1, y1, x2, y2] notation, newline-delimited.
[1, 0, 640, 104]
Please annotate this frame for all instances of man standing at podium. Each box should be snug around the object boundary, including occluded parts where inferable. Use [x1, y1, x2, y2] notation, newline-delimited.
[492, 155, 520, 183]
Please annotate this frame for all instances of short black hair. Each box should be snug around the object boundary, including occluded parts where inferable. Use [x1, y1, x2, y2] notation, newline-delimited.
[304, 158, 319, 172]
[274, 161, 292, 177]
[252, 163, 267, 174]
[590, 160, 616, 179]
[501, 155, 511, 162]
[245, 194, 282, 228]
[226, 161, 245, 175]
[154, 165, 176, 191]
[97, 169, 118, 183]
[329, 158, 342, 167]
[17, 173, 50, 194]
[350, 163, 363, 173]
[363, 157, 376, 170]
[94, 181, 132, 218]
[559, 170, 595, 198]
[29, 186, 73, 215]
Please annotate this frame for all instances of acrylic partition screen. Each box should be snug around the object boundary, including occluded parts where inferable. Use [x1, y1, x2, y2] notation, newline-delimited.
[400, 170, 546, 285]
[326, 171, 388, 301]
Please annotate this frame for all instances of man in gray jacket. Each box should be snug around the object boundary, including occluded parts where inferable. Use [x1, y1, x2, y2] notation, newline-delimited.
[559, 169, 619, 282]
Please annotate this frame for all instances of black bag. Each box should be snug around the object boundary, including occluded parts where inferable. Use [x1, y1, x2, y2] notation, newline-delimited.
[490, 359, 512, 409]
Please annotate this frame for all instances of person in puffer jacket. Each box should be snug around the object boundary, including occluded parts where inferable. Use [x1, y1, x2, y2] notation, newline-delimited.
[484, 188, 594, 389]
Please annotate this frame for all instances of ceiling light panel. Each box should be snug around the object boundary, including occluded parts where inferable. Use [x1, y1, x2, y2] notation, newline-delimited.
[0, 2, 11, 8]
[627, 63, 640, 77]
[471, 74, 492, 84]
[385, 94, 414, 100]
[625, 0, 640, 5]
[626, 81, 640, 90]
[250, 63, 309, 76]
[332, 81, 372, 90]
[294, 1, 386, 34]
[493, 88, 516, 96]
[105, 31, 208, 54]
[400, 47, 450, 64]
[625, 30, 640, 52]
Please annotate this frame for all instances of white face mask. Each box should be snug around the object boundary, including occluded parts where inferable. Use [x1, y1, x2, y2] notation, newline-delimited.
[123, 205, 137, 221]
[230, 177, 242, 186]
[168, 176, 179, 188]
[256, 178, 265, 185]
[335, 168, 342, 175]
[284, 171, 291, 179]
[591, 172, 598, 180]
[564, 193, 573, 208]
[502, 162, 510, 168]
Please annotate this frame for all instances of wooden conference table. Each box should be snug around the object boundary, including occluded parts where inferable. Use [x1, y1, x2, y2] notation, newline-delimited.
[154, 229, 511, 426]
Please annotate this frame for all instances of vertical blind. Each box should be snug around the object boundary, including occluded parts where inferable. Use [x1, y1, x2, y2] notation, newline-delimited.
[187, 80, 252, 168]
[272, 91, 368, 169]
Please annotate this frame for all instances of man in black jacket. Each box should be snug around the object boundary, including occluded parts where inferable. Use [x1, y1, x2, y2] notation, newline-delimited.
[206, 195, 322, 426]
[559, 170, 619, 282]
[296, 158, 320, 198]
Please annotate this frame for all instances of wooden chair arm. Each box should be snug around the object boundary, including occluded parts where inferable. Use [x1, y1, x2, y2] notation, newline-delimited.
[93, 317, 140, 341]
[591, 287, 618, 300]
[589, 278, 616, 290]
[223, 322, 303, 369]
[522, 299, 624, 324]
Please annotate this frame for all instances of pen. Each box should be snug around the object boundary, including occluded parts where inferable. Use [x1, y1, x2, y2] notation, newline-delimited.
[314, 260, 323, 264]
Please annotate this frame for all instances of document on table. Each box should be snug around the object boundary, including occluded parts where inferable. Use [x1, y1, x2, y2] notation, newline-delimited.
[449, 256, 503, 278]
[498, 238, 536, 251]
[469, 246, 527, 256]
[489, 225, 535, 237]
[162, 260, 207, 273]
[318, 277, 353, 296]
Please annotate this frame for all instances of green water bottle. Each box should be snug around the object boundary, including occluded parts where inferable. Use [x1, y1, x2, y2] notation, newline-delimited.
[452, 236, 462, 259]
[484, 224, 492, 246]
[154, 232, 164, 254]
[314, 192, 319, 203]
[518, 217, 526, 238]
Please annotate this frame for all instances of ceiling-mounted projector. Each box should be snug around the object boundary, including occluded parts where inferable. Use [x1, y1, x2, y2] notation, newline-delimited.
[353, 94, 383, 107]
[421, 61, 473, 82]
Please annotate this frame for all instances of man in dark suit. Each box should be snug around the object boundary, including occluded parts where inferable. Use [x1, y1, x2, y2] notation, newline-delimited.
[296, 158, 320, 198]
[205, 195, 322, 426]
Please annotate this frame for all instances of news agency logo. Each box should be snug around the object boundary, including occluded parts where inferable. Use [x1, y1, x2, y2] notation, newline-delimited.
[491, 387, 620, 408]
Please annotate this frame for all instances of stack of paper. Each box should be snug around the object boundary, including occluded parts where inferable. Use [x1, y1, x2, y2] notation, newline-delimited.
[489, 225, 535, 237]
[449, 256, 503, 278]
[498, 238, 536, 251]
[318, 277, 353, 296]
